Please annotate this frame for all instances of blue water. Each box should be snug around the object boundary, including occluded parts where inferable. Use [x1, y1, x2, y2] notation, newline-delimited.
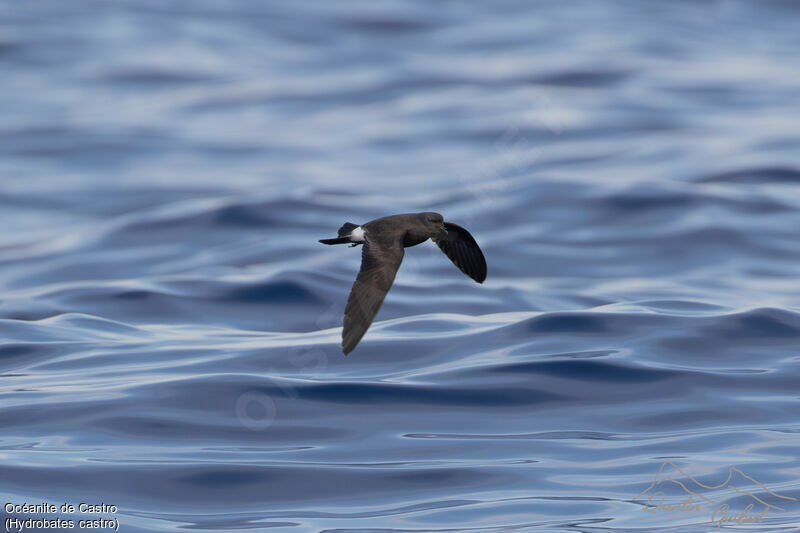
[2, 1, 800, 532]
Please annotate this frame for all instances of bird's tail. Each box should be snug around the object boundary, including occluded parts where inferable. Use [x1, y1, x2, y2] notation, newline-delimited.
[319, 236, 351, 245]
[319, 222, 359, 245]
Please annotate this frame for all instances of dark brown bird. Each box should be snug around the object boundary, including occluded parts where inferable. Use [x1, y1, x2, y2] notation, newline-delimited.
[319, 212, 487, 354]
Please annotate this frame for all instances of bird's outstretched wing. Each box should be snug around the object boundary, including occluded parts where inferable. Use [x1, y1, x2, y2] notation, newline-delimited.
[342, 237, 404, 354]
[433, 222, 487, 283]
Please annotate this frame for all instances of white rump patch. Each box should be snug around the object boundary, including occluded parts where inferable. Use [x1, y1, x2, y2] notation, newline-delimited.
[349, 226, 365, 242]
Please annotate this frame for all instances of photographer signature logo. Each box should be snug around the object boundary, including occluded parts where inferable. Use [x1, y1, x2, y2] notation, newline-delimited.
[633, 461, 795, 530]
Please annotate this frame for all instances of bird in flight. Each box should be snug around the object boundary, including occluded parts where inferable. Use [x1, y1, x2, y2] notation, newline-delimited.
[320, 212, 487, 354]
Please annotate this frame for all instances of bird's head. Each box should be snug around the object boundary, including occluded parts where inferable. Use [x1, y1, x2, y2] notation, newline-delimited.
[419, 211, 447, 237]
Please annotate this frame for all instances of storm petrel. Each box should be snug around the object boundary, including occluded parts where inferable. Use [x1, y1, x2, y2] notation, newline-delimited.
[320, 212, 487, 354]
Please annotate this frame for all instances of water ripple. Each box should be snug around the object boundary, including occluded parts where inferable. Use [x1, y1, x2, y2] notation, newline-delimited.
[2, 0, 800, 531]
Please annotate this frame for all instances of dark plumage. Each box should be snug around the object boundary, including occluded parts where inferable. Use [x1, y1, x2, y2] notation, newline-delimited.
[319, 212, 487, 354]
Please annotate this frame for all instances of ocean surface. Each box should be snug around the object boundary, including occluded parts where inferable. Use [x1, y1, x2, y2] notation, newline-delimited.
[2, 1, 800, 532]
